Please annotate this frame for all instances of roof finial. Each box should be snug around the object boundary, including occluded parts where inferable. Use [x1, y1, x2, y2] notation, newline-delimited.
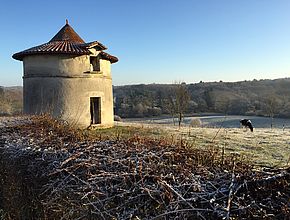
[66, 19, 69, 25]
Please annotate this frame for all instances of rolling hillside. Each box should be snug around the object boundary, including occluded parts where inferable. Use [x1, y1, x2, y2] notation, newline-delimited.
[1, 78, 290, 118]
[114, 78, 290, 118]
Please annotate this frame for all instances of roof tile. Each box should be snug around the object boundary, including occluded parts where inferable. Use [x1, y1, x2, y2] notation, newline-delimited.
[12, 22, 118, 63]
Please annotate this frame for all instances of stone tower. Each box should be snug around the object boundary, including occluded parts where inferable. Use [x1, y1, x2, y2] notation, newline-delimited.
[13, 20, 118, 128]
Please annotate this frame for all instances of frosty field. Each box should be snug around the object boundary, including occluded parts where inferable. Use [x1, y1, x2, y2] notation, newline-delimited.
[117, 116, 290, 168]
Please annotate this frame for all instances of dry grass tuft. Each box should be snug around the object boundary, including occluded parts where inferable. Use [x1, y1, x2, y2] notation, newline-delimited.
[0, 116, 289, 219]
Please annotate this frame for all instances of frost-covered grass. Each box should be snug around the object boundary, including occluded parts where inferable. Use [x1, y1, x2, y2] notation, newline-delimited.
[1, 116, 289, 168]
[115, 121, 290, 168]
[90, 123, 168, 140]
[2, 116, 289, 219]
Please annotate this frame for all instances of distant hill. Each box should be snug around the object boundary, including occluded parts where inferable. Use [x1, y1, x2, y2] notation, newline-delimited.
[113, 78, 290, 118]
[1, 78, 290, 118]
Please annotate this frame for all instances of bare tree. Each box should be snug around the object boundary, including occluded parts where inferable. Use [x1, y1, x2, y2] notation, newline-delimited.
[166, 82, 190, 128]
[264, 95, 280, 129]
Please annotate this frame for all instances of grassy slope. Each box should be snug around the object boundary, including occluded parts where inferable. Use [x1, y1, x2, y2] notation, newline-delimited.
[95, 122, 290, 168]
[2, 115, 288, 168]
[1, 116, 289, 219]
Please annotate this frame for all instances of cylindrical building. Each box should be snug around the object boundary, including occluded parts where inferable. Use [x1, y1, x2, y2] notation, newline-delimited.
[13, 21, 118, 128]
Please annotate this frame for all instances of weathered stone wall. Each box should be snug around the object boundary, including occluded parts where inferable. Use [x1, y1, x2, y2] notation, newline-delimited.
[23, 54, 91, 77]
[100, 59, 111, 77]
[22, 53, 114, 128]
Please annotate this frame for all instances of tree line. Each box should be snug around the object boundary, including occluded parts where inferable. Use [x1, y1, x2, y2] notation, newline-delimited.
[114, 78, 290, 119]
[1, 78, 290, 120]
[0, 86, 22, 116]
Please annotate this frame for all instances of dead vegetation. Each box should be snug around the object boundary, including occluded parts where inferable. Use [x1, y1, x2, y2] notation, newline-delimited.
[118, 120, 290, 168]
[0, 116, 289, 219]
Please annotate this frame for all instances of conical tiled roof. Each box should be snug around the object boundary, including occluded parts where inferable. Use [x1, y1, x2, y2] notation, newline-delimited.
[49, 20, 85, 43]
[12, 21, 118, 63]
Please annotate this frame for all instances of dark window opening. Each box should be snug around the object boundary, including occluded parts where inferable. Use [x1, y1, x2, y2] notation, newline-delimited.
[90, 56, 100, 72]
[90, 97, 101, 124]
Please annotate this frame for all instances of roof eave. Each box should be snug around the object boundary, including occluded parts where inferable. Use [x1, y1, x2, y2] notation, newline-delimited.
[79, 41, 107, 50]
[12, 51, 91, 61]
[100, 51, 118, 63]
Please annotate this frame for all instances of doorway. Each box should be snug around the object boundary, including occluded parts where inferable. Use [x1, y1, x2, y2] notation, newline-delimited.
[90, 97, 101, 124]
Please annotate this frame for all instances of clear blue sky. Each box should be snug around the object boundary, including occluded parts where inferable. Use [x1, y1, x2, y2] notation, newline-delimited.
[1, 0, 290, 86]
